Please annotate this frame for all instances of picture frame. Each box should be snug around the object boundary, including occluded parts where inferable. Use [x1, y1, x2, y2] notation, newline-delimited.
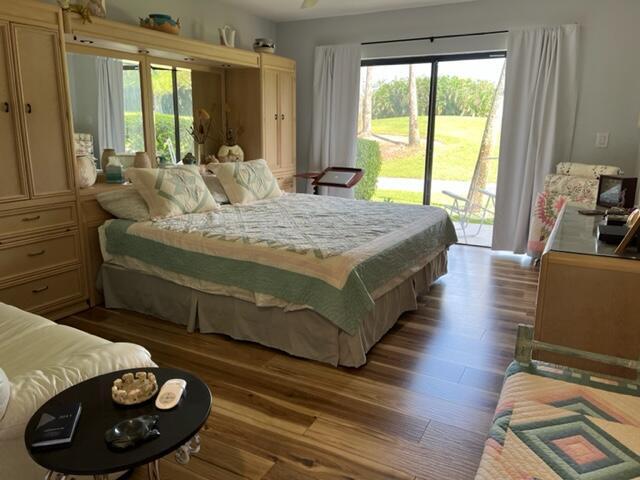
[614, 209, 640, 255]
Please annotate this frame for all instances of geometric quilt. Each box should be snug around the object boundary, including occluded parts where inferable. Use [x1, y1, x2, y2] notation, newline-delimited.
[475, 362, 640, 480]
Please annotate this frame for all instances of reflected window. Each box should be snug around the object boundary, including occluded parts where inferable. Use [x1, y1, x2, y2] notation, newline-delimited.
[151, 64, 194, 164]
[66, 52, 144, 167]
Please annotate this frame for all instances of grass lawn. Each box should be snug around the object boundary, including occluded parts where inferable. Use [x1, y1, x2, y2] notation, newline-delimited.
[370, 115, 500, 182]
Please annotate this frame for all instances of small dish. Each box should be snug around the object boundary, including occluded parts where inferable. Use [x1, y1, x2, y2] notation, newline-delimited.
[111, 372, 158, 406]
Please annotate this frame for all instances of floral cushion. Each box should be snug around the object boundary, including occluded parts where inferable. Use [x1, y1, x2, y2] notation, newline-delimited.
[543, 174, 599, 207]
[555, 162, 622, 178]
[211, 159, 282, 205]
[126, 165, 218, 220]
[527, 192, 568, 257]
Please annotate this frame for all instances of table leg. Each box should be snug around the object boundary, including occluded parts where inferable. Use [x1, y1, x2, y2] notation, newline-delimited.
[147, 459, 160, 480]
[45, 472, 66, 480]
[175, 433, 201, 465]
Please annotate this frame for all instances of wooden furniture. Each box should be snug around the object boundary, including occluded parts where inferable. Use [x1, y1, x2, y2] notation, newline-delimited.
[534, 205, 640, 378]
[26, 368, 211, 479]
[0, 1, 87, 319]
[296, 167, 364, 195]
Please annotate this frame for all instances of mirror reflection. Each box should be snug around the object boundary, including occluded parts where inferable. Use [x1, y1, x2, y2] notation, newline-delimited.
[66, 52, 144, 167]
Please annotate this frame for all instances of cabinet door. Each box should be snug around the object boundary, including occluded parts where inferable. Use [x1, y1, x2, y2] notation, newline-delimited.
[278, 71, 296, 172]
[0, 22, 28, 203]
[262, 69, 280, 172]
[12, 25, 73, 198]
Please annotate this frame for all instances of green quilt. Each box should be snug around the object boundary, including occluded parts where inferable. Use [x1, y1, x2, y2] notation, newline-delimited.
[101, 194, 457, 334]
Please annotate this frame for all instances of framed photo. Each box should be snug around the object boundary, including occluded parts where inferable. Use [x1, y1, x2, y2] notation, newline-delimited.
[614, 209, 640, 255]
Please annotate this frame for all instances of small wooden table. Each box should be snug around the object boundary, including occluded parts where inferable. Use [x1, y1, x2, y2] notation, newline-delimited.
[25, 368, 212, 480]
[534, 206, 640, 378]
[295, 167, 364, 195]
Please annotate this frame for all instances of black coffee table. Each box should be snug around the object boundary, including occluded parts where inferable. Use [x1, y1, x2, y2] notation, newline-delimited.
[24, 367, 212, 480]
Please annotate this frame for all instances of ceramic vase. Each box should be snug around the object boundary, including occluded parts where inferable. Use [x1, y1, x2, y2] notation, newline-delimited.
[76, 155, 97, 188]
[195, 143, 206, 165]
[101, 148, 116, 171]
[134, 151, 152, 168]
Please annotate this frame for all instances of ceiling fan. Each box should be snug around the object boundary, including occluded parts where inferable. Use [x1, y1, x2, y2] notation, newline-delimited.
[301, 0, 319, 9]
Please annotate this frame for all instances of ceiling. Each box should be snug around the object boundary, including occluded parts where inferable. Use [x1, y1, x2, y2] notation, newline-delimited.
[226, 0, 476, 23]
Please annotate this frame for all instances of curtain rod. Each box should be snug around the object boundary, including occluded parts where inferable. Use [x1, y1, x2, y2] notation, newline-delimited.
[361, 30, 508, 46]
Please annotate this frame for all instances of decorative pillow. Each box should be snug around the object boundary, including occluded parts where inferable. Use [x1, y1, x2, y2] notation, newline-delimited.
[0, 368, 9, 421]
[211, 159, 282, 205]
[556, 162, 622, 179]
[201, 174, 230, 204]
[527, 192, 568, 257]
[126, 166, 218, 219]
[96, 188, 151, 222]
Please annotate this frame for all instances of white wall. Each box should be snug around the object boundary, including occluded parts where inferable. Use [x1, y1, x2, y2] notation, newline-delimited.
[42, 0, 276, 50]
[277, 0, 640, 179]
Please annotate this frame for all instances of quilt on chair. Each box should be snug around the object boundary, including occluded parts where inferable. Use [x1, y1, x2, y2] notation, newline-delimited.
[475, 362, 640, 480]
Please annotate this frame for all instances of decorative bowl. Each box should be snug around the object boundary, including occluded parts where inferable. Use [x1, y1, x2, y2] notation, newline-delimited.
[253, 38, 276, 54]
[111, 372, 158, 406]
[140, 14, 181, 35]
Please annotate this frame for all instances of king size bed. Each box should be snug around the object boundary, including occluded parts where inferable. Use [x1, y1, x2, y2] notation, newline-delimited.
[98, 193, 457, 367]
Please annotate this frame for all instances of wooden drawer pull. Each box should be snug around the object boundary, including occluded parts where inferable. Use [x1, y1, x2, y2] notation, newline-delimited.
[32, 285, 49, 294]
[21, 215, 41, 222]
[27, 249, 46, 257]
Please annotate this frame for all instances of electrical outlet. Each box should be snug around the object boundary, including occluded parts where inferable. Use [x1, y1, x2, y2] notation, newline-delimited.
[595, 132, 609, 148]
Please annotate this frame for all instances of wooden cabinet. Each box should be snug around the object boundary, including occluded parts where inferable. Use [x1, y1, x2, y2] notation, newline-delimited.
[0, 2, 86, 319]
[262, 55, 296, 188]
[12, 24, 73, 197]
[0, 22, 28, 203]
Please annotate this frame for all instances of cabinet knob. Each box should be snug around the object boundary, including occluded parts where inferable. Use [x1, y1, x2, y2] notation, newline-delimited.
[2, 102, 8, 113]
[27, 249, 46, 257]
[32, 285, 49, 294]
[21, 215, 41, 222]
[274, 113, 278, 120]
[281, 114, 285, 120]
[26, 103, 32, 114]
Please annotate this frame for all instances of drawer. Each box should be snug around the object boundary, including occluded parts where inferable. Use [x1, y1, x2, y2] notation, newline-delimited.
[0, 204, 76, 239]
[277, 175, 295, 193]
[0, 232, 80, 281]
[0, 267, 84, 313]
[81, 198, 113, 224]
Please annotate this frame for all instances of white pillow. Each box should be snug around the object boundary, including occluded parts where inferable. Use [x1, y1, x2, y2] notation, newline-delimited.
[97, 188, 151, 222]
[202, 174, 230, 204]
[0, 368, 9, 421]
[211, 159, 282, 205]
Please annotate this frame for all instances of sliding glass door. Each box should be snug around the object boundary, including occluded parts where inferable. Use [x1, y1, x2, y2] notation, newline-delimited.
[357, 52, 506, 247]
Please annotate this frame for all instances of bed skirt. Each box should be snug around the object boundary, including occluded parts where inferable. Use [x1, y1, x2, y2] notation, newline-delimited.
[100, 249, 448, 367]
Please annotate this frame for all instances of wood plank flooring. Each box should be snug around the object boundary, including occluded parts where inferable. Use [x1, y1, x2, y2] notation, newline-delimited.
[60, 245, 538, 480]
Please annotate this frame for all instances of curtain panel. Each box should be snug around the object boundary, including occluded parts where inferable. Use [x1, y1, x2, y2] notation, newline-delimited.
[309, 44, 361, 197]
[493, 24, 580, 253]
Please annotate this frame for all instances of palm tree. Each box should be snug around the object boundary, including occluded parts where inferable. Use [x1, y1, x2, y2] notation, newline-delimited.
[360, 66, 373, 136]
[408, 64, 420, 146]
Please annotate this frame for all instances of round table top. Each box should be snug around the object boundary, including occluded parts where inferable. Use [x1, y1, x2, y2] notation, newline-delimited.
[24, 367, 211, 475]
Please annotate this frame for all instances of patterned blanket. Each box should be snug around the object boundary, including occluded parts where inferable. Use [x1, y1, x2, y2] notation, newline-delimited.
[476, 362, 640, 480]
[100, 194, 457, 334]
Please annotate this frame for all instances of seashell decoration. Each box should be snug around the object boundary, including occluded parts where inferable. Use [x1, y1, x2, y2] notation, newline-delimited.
[112, 371, 158, 406]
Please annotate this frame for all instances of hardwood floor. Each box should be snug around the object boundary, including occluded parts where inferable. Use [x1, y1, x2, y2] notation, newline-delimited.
[60, 245, 538, 480]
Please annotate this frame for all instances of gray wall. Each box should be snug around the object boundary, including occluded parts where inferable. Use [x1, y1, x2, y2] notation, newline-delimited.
[43, 0, 276, 50]
[277, 0, 640, 179]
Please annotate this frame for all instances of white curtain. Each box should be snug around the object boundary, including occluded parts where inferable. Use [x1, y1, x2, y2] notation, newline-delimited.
[309, 44, 361, 197]
[493, 25, 580, 253]
[96, 57, 125, 155]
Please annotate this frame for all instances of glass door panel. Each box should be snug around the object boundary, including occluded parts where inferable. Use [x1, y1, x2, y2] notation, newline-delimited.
[357, 63, 431, 204]
[430, 57, 505, 246]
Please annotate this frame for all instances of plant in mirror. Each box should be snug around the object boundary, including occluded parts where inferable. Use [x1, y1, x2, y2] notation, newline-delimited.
[66, 52, 144, 170]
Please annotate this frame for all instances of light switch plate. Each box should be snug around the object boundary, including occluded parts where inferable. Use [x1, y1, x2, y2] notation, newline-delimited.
[595, 132, 609, 148]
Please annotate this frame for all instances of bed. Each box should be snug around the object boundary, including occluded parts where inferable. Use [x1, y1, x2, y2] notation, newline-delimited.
[98, 193, 457, 366]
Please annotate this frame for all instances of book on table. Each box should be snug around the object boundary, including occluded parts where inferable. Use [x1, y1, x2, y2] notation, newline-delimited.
[30, 402, 82, 449]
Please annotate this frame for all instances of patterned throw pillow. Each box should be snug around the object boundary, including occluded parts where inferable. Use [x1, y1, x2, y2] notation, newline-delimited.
[97, 187, 151, 222]
[126, 166, 218, 220]
[211, 159, 282, 205]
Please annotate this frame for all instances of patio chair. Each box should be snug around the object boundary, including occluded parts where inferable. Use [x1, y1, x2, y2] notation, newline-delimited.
[442, 188, 495, 243]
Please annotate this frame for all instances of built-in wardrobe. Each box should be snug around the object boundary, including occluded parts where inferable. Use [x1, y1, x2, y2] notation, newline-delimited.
[0, 0, 297, 316]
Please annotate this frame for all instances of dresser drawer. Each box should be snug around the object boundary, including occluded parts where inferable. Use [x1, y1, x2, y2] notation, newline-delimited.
[0, 268, 84, 312]
[0, 204, 76, 239]
[0, 232, 80, 281]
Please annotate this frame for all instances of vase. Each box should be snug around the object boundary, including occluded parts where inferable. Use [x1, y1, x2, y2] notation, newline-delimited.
[76, 155, 97, 188]
[134, 151, 152, 168]
[195, 143, 206, 165]
[101, 148, 116, 171]
[217, 144, 244, 163]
